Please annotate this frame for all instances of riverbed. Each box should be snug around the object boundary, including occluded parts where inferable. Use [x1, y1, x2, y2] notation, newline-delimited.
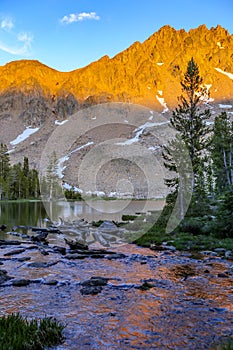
[0, 229, 233, 350]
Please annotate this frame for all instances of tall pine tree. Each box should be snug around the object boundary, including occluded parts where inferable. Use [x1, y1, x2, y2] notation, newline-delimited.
[169, 58, 211, 213]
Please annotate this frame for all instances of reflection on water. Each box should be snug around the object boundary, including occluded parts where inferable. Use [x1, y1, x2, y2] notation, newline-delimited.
[0, 199, 164, 228]
[0, 201, 47, 229]
[0, 243, 233, 349]
[43, 199, 165, 223]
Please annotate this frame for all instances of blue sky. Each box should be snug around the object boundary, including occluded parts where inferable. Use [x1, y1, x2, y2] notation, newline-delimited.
[0, 0, 232, 72]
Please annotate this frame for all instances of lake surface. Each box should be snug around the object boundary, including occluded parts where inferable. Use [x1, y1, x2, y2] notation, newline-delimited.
[0, 199, 165, 230]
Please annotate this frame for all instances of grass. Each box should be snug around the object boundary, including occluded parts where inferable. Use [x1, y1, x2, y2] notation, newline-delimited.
[0, 313, 65, 350]
[213, 338, 233, 350]
[134, 225, 233, 251]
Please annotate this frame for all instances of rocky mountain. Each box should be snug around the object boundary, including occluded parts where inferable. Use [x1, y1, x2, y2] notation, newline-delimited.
[0, 24, 233, 197]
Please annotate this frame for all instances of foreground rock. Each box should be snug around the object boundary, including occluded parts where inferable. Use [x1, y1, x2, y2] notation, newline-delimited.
[0, 270, 12, 284]
[80, 277, 109, 295]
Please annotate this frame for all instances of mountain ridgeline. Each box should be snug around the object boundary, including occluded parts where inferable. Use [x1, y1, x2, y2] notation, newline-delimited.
[0, 24, 233, 114]
[0, 24, 233, 176]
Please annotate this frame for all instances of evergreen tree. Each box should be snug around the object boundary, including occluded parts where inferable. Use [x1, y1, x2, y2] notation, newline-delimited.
[167, 58, 211, 214]
[46, 151, 61, 201]
[0, 143, 10, 199]
[210, 112, 233, 194]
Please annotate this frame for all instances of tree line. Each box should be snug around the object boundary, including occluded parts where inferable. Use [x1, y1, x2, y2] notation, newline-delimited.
[0, 147, 40, 200]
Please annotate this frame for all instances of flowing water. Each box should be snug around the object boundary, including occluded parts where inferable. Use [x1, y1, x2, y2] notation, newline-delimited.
[0, 201, 233, 349]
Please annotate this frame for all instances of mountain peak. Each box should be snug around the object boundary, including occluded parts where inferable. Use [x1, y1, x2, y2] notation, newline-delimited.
[0, 25, 232, 107]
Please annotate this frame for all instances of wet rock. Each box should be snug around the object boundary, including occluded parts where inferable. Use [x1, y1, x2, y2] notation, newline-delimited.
[28, 261, 58, 268]
[90, 254, 106, 259]
[4, 248, 26, 256]
[31, 231, 48, 243]
[80, 276, 109, 295]
[66, 254, 87, 260]
[201, 251, 218, 256]
[93, 231, 110, 247]
[0, 270, 12, 284]
[37, 246, 49, 256]
[136, 281, 154, 291]
[106, 253, 126, 260]
[225, 250, 233, 260]
[162, 243, 176, 251]
[64, 238, 88, 250]
[31, 227, 61, 234]
[217, 273, 229, 278]
[17, 256, 31, 262]
[82, 276, 109, 287]
[226, 265, 233, 275]
[12, 279, 31, 287]
[80, 285, 103, 295]
[53, 246, 66, 255]
[6, 231, 30, 239]
[101, 233, 117, 242]
[0, 240, 22, 246]
[214, 248, 226, 254]
[150, 244, 167, 251]
[99, 221, 119, 234]
[43, 279, 58, 285]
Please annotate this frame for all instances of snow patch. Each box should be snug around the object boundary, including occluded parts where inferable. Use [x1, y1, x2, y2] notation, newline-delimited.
[219, 104, 232, 109]
[148, 110, 154, 121]
[156, 94, 169, 113]
[85, 190, 106, 197]
[55, 120, 68, 126]
[10, 127, 39, 146]
[148, 146, 160, 151]
[117, 121, 169, 146]
[57, 142, 94, 179]
[215, 68, 233, 80]
[62, 182, 83, 193]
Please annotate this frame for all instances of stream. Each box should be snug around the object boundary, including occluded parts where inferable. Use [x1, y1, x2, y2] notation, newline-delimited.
[0, 228, 233, 350]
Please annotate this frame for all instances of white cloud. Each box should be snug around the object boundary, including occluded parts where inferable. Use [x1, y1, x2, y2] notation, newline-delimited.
[1, 17, 14, 32]
[60, 12, 100, 24]
[17, 31, 33, 44]
[0, 31, 33, 55]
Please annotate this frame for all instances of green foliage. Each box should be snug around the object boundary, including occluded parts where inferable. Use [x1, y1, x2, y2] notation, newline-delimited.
[45, 151, 62, 201]
[213, 338, 233, 350]
[64, 188, 82, 200]
[164, 58, 211, 218]
[212, 189, 233, 238]
[210, 112, 233, 193]
[0, 313, 65, 350]
[0, 144, 40, 200]
[121, 214, 138, 221]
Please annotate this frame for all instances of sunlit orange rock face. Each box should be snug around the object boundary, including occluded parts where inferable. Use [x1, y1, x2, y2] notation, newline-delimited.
[0, 24, 233, 110]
